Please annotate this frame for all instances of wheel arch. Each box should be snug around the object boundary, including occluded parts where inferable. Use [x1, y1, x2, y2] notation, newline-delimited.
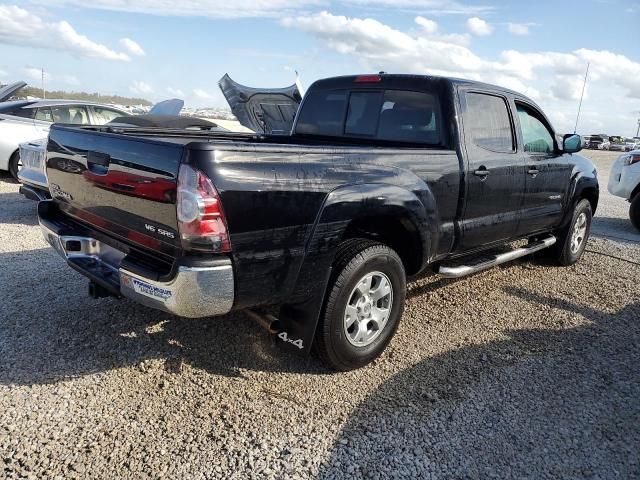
[275, 182, 437, 355]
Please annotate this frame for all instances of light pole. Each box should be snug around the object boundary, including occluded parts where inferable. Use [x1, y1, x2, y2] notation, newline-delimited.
[637, 118, 640, 137]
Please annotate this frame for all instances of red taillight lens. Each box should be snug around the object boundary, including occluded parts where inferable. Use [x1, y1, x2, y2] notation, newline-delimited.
[354, 75, 382, 83]
[629, 154, 640, 165]
[177, 164, 231, 252]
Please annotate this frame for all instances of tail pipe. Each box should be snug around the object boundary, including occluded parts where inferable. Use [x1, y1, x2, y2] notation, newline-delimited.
[245, 309, 281, 334]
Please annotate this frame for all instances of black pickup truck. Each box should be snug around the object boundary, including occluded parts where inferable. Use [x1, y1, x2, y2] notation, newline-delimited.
[38, 74, 598, 370]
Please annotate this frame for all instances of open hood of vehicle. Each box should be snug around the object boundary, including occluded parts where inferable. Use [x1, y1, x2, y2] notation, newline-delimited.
[218, 74, 302, 135]
[0, 81, 27, 103]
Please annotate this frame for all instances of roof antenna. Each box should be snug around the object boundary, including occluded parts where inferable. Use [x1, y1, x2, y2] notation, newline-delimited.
[574, 62, 590, 134]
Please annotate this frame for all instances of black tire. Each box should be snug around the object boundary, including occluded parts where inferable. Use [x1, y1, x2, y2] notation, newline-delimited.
[630, 194, 640, 232]
[314, 238, 406, 371]
[550, 199, 593, 266]
[8, 151, 20, 182]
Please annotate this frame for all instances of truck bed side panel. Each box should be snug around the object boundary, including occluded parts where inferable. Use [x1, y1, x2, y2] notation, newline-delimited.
[193, 144, 460, 309]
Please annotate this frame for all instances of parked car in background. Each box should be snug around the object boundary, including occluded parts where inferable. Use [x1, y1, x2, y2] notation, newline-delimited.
[18, 112, 228, 201]
[17, 138, 49, 200]
[624, 138, 639, 152]
[0, 83, 129, 180]
[610, 139, 628, 152]
[608, 149, 640, 231]
[587, 135, 610, 150]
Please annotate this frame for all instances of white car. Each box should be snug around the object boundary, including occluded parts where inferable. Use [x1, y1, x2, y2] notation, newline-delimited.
[0, 81, 128, 180]
[608, 149, 640, 231]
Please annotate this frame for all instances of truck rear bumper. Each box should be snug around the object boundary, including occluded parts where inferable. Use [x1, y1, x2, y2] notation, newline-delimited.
[38, 202, 234, 318]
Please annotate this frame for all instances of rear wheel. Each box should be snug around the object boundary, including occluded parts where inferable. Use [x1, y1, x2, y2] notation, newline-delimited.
[550, 199, 592, 266]
[315, 239, 406, 371]
[630, 194, 640, 232]
[8, 151, 21, 182]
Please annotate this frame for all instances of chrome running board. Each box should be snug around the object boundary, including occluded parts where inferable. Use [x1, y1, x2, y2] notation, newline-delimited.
[438, 235, 556, 278]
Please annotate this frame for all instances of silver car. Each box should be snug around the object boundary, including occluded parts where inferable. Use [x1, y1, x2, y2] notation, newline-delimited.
[0, 81, 128, 180]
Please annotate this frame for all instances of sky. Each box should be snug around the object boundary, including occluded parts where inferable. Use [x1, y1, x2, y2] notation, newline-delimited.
[0, 0, 639, 136]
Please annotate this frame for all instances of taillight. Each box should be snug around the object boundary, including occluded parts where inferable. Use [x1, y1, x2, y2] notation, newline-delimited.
[354, 75, 382, 83]
[177, 164, 231, 252]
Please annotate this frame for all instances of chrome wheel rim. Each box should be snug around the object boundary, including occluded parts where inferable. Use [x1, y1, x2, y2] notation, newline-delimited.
[344, 271, 393, 347]
[570, 212, 587, 254]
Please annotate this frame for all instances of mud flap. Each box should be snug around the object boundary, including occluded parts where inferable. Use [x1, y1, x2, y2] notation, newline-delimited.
[275, 267, 332, 354]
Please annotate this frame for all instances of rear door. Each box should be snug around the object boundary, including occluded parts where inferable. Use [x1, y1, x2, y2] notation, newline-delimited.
[513, 101, 571, 235]
[458, 90, 526, 250]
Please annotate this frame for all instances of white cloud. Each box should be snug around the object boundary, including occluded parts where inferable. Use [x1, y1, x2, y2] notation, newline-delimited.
[166, 87, 185, 97]
[32, 0, 492, 17]
[129, 80, 153, 95]
[343, 0, 493, 15]
[0, 5, 130, 61]
[507, 23, 530, 35]
[120, 38, 145, 56]
[193, 89, 215, 99]
[23, 67, 46, 81]
[415, 16, 438, 34]
[466, 17, 493, 36]
[282, 11, 640, 135]
[31, 0, 324, 18]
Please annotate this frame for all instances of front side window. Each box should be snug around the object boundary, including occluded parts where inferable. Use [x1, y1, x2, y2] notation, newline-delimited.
[516, 103, 554, 154]
[51, 106, 90, 124]
[465, 92, 514, 153]
[92, 107, 124, 125]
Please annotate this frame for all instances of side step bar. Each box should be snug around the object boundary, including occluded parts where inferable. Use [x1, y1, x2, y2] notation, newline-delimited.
[438, 235, 556, 278]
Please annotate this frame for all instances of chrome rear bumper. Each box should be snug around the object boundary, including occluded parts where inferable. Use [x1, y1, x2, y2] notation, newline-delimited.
[39, 217, 234, 318]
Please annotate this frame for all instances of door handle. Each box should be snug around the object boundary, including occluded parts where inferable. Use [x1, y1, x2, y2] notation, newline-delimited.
[474, 167, 489, 179]
[528, 168, 539, 177]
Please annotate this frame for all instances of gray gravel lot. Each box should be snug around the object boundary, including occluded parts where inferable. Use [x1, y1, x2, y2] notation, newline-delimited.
[1, 150, 638, 479]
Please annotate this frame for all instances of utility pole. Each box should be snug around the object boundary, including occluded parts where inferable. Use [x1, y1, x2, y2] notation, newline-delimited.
[574, 62, 590, 134]
[637, 118, 639, 137]
[41, 68, 45, 99]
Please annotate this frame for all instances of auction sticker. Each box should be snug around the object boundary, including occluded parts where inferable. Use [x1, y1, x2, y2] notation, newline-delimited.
[122, 274, 172, 302]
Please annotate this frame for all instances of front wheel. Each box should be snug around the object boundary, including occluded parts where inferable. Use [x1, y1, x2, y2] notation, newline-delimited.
[8, 151, 21, 182]
[630, 194, 640, 232]
[314, 239, 406, 371]
[550, 199, 593, 266]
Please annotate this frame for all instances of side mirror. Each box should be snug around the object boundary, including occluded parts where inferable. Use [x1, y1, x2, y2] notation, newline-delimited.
[563, 133, 583, 154]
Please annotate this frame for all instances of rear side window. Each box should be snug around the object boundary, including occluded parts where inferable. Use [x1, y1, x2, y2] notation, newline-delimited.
[92, 107, 124, 125]
[465, 93, 514, 153]
[296, 88, 442, 145]
[35, 107, 53, 122]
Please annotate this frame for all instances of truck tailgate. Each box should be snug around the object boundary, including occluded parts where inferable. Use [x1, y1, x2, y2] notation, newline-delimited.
[46, 125, 183, 256]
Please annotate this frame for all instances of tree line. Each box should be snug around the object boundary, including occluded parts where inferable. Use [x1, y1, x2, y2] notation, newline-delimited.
[15, 85, 153, 106]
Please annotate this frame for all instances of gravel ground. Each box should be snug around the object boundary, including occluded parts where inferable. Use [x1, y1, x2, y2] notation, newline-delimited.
[1, 150, 638, 479]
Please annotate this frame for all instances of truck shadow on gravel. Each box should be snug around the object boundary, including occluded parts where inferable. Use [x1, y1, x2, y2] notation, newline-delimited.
[591, 216, 640, 244]
[317, 289, 640, 479]
[0, 248, 326, 385]
[0, 191, 39, 226]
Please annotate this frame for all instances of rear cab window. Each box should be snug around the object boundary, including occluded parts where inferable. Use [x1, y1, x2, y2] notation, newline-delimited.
[295, 87, 444, 147]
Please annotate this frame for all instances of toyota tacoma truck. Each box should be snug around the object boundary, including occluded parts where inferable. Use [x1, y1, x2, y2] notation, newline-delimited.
[38, 74, 598, 370]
